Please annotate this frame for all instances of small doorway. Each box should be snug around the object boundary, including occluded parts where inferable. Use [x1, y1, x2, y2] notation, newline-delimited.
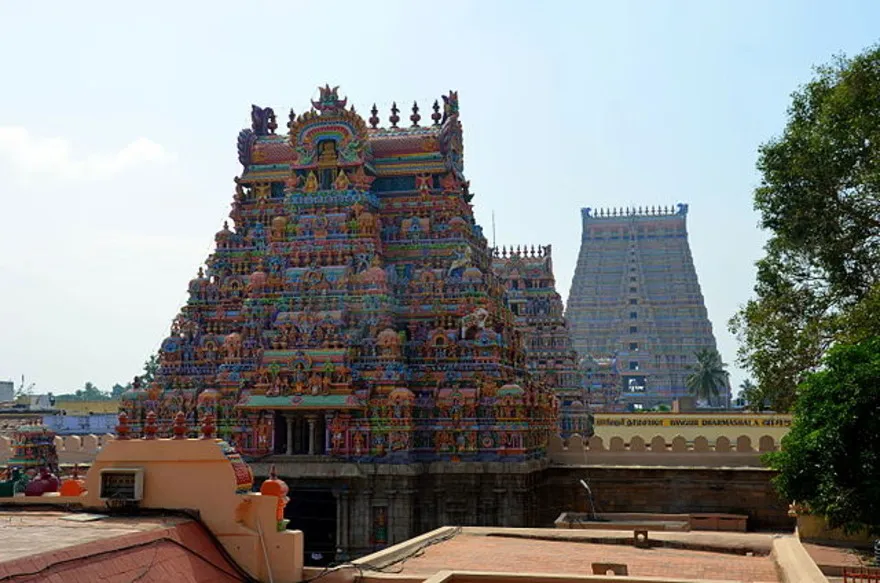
[286, 488, 337, 566]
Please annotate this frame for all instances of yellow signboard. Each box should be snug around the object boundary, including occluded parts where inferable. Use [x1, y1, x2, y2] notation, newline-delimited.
[595, 416, 791, 428]
[592, 413, 792, 442]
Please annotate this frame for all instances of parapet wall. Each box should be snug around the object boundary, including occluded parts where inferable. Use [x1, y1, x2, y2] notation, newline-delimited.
[548, 433, 780, 468]
[0, 434, 115, 465]
[1, 430, 785, 469]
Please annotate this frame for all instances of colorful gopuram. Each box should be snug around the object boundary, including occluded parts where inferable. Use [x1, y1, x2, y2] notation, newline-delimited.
[491, 245, 591, 437]
[121, 86, 557, 464]
[565, 205, 725, 410]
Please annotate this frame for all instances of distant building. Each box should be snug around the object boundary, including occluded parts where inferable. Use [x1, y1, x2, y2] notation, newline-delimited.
[0, 382, 13, 403]
[566, 205, 726, 409]
[28, 394, 56, 410]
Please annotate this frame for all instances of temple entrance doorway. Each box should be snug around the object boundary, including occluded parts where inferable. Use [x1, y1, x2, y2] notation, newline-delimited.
[272, 412, 326, 455]
[286, 487, 337, 566]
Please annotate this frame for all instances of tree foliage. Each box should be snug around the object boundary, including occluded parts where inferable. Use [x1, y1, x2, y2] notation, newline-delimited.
[730, 44, 880, 411]
[55, 382, 111, 402]
[142, 353, 159, 385]
[765, 338, 880, 534]
[685, 348, 729, 404]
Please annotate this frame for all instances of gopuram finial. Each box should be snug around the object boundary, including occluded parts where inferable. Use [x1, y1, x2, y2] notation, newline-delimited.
[410, 101, 421, 127]
[369, 104, 379, 128]
[431, 100, 442, 125]
[311, 85, 347, 113]
[389, 102, 400, 128]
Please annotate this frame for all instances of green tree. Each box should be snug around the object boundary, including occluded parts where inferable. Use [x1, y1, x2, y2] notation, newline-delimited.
[142, 353, 159, 385]
[765, 338, 880, 534]
[110, 383, 128, 399]
[737, 379, 764, 411]
[56, 382, 110, 402]
[685, 348, 730, 404]
[730, 44, 880, 410]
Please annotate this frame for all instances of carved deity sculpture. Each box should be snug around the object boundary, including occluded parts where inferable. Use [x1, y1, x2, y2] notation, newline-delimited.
[447, 244, 472, 276]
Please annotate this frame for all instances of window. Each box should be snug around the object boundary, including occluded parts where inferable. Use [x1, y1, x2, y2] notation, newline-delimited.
[629, 299, 638, 305]
[629, 326, 638, 334]
[629, 342, 638, 351]
[629, 287, 637, 293]
[629, 312, 638, 319]
[628, 361, 640, 371]
[629, 276, 637, 282]
[627, 376, 647, 392]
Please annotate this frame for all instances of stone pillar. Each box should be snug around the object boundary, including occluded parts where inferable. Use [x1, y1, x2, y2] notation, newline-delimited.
[338, 490, 351, 560]
[285, 415, 294, 456]
[307, 416, 316, 455]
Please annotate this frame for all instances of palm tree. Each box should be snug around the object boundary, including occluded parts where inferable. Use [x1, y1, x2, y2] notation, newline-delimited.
[686, 348, 730, 405]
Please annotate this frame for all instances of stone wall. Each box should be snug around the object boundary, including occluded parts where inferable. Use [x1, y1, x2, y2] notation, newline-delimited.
[252, 459, 549, 559]
[540, 466, 794, 531]
[548, 432, 781, 468]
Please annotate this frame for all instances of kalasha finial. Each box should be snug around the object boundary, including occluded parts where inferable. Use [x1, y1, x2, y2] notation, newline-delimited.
[410, 101, 421, 127]
[431, 100, 442, 125]
[201, 413, 216, 440]
[288, 108, 296, 127]
[369, 104, 379, 128]
[172, 411, 187, 439]
[143, 411, 158, 440]
[115, 411, 130, 440]
[389, 102, 400, 128]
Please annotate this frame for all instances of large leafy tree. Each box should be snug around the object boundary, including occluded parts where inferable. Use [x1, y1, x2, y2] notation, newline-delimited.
[765, 338, 880, 534]
[730, 44, 880, 410]
[685, 348, 730, 404]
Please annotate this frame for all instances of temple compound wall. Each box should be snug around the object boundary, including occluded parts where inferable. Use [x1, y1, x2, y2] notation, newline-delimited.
[566, 205, 726, 410]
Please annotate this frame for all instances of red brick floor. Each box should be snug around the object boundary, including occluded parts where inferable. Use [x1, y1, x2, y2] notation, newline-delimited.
[396, 534, 781, 582]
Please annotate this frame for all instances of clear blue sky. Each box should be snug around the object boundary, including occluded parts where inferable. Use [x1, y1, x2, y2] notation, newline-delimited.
[1, 0, 878, 395]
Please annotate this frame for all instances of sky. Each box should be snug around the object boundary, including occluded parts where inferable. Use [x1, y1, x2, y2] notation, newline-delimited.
[1, 0, 878, 396]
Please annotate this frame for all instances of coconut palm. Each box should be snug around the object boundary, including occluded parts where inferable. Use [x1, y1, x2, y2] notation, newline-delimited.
[686, 348, 730, 404]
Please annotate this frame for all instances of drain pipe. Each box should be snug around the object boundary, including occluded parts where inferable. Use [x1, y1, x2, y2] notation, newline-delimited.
[579, 479, 599, 521]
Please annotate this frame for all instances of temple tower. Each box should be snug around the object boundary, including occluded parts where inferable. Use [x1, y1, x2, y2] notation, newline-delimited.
[122, 86, 556, 462]
[492, 245, 591, 436]
[565, 205, 724, 410]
